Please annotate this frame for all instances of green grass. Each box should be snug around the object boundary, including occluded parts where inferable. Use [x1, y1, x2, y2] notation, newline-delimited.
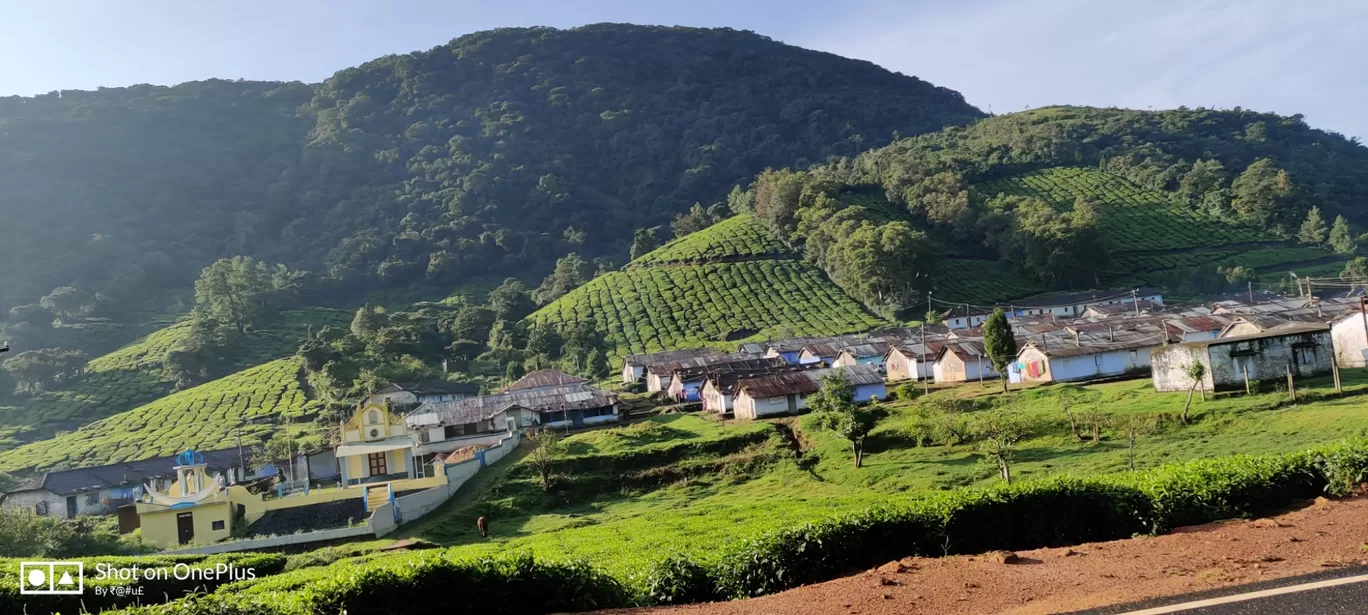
[0, 309, 347, 452]
[979, 167, 1266, 252]
[0, 358, 320, 473]
[527, 260, 885, 362]
[631, 215, 793, 266]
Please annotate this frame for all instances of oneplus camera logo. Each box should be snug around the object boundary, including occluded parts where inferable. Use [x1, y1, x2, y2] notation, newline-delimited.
[19, 561, 84, 595]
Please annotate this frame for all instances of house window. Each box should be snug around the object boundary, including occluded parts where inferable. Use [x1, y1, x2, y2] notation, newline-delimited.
[367, 410, 379, 425]
[463, 423, 478, 435]
[35, 502, 47, 516]
[367, 452, 388, 476]
[212, 520, 226, 531]
[86, 493, 99, 506]
[419, 430, 430, 443]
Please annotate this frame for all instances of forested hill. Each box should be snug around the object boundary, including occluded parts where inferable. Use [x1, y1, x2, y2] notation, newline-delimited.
[739, 106, 1368, 315]
[0, 24, 984, 316]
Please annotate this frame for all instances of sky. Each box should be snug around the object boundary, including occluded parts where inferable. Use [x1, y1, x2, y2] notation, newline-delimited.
[1, 0, 1364, 139]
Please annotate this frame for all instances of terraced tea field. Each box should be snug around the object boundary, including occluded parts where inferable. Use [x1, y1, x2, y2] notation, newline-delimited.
[528, 260, 884, 360]
[0, 358, 319, 473]
[0, 309, 347, 452]
[979, 167, 1265, 252]
[631, 215, 793, 266]
[930, 259, 1045, 305]
[1108, 246, 1338, 276]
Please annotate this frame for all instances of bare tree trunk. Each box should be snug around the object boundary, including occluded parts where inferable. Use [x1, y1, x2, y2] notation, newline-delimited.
[852, 441, 863, 468]
[1064, 409, 1084, 442]
[1000, 458, 1012, 484]
[1182, 382, 1197, 424]
[1128, 432, 1137, 470]
[1001, 377, 1009, 395]
[1198, 383, 1206, 402]
[1091, 422, 1101, 444]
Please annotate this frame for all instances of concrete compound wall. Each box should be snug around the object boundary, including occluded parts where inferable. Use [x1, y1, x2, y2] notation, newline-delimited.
[479, 434, 520, 467]
[169, 525, 373, 555]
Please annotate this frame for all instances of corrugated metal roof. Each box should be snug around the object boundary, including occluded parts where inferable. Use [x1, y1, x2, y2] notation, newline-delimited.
[646, 352, 765, 376]
[673, 357, 789, 382]
[419, 383, 616, 426]
[7, 448, 252, 496]
[622, 348, 723, 367]
[500, 370, 587, 392]
[838, 342, 893, 359]
[736, 364, 884, 399]
[1186, 322, 1330, 347]
[374, 380, 481, 396]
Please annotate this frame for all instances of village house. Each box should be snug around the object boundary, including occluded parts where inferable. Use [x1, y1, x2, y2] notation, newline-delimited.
[1, 448, 253, 523]
[942, 289, 1164, 330]
[1013, 329, 1163, 384]
[1329, 303, 1368, 367]
[883, 341, 945, 382]
[409, 371, 618, 446]
[1151, 323, 1334, 393]
[932, 341, 1000, 383]
[645, 352, 758, 393]
[700, 362, 823, 413]
[370, 380, 481, 409]
[620, 348, 723, 385]
[831, 342, 894, 368]
[732, 364, 887, 420]
[335, 397, 418, 487]
[666, 357, 788, 402]
[1164, 314, 1235, 343]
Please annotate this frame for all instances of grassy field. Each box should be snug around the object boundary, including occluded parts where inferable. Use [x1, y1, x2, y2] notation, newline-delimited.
[528, 260, 885, 361]
[400, 370, 1368, 580]
[631, 215, 793, 266]
[930, 258, 1046, 305]
[0, 309, 347, 453]
[0, 358, 321, 473]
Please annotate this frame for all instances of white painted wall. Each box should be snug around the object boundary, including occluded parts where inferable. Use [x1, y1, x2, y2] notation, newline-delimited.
[1332, 315, 1368, 368]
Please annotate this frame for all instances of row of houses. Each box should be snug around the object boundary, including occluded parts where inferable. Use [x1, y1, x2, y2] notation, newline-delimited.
[623, 292, 1368, 405]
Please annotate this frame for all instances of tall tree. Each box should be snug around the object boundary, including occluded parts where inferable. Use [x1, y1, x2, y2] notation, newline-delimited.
[809, 373, 881, 468]
[982, 309, 1017, 394]
[191, 256, 296, 335]
[1330, 215, 1357, 254]
[670, 203, 713, 238]
[487, 278, 534, 321]
[974, 409, 1026, 483]
[1230, 159, 1295, 226]
[1298, 206, 1328, 244]
[629, 227, 661, 261]
[525, 430, 566, 492]
[532, 253, 590, 305]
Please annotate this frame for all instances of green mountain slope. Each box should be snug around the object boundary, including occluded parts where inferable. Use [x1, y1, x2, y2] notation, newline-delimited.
[741, 106, 1368, 309]
[0, 309, 347, 451]
[527, 216, 884, 360]
[0, 358, 318, 474]
[0, 24, 982, 317]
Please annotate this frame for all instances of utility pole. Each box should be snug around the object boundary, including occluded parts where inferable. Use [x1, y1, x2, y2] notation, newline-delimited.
[922, 291, 931, 396]
[236, 426, 245, 484]
[1132, 288, 1140, 317]
[1248, 280, 1254, 304]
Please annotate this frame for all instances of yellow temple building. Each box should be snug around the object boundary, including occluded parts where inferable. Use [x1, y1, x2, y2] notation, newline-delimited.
[336, 396, 418, 487]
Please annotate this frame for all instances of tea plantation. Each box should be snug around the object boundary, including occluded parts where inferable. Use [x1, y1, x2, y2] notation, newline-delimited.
[0, 309, 347, 452]
[0, 358, 320, 473]
[528, 260, 885, 361]
[630, 215, 794, 266]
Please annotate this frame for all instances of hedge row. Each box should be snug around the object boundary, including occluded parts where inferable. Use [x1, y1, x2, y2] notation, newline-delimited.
[98, 439, 1368, 614]
[5, 553, 286, 615]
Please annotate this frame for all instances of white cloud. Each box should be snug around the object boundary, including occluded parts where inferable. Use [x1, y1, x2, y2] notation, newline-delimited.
[802, 0, 1368, 139]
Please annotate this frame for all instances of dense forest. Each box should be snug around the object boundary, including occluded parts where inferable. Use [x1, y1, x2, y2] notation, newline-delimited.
[739, 106, 1368, 315]
[0, 24, 983, 320]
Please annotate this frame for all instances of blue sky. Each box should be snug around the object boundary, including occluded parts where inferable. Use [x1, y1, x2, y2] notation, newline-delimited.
[2, 0, 1364, 139]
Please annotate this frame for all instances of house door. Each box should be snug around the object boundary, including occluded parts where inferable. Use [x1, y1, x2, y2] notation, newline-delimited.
[786, 394, 798, 412]
[367, 453, 388, 477]
[66, 496, 78, 518]
[571, 410, 585, 429]
[176, 512, 195, 545]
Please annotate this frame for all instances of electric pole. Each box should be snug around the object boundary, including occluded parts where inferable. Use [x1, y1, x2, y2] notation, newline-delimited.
[1132, 288, 1140, 317]
[922, 292, 931, 395]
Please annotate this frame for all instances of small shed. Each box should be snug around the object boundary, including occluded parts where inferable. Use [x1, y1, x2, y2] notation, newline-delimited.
[883, 341, 944, 382]
[1151, 323, 1333, 392]
[1014, 332, 1161, 384]
[831, 342, 894, 368]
